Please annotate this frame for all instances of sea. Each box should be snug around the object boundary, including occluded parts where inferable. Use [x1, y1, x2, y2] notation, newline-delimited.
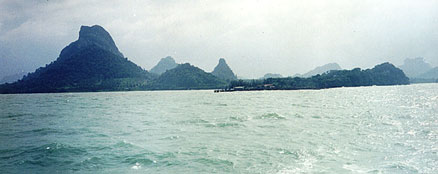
[0, 83, 437, 173]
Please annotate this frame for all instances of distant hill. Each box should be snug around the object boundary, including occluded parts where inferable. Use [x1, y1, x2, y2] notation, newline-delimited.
[150, 56, 178, 75]
[410, 67, 438, 83]
[261, 73, 283, 79]
[211, 58, 237, 81]
[148, 63, 227, 90]
[0, 72, 28, 84]
[298, 63, 342, 78]
[229, 62, 409, 90]
[0, 25, 152, 94]
[0, 51, 31, 82]
[416, 67, 438, 79]
[399, 57, 432, 78]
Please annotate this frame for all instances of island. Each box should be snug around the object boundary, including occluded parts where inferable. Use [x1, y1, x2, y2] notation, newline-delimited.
[222, 63, 409, 92]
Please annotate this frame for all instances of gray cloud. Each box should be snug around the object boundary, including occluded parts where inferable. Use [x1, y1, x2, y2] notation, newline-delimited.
[1, 0, 437, 78]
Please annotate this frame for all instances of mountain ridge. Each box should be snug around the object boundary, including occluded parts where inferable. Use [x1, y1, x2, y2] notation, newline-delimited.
[399, 57, 432, 78]
[150, 56, 178, 75]
[415, 67, 438, 80]
[148, 63, 227, 90]
[296, 63, 342, 78]
[229, 62, 409, 91]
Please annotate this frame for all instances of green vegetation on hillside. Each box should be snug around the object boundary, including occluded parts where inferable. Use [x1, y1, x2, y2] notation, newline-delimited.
[0, 24, 229, 94]
[146, 63, 228, 90]
[0, 45, 152, 93]
[0, 25, 416, 94]
[229, 63, 409, 90]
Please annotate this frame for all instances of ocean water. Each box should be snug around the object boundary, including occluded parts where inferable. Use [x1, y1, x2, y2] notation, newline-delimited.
[0, 84, 437, 173]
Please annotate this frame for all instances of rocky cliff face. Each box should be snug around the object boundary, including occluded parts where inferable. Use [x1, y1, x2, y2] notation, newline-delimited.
[211, 58, 237, 81]
[150, 56, 178, 75]
[59, 25, 124, 59]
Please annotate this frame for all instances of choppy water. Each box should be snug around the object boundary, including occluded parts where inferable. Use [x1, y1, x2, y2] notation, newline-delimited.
[1, 84, 437, 173]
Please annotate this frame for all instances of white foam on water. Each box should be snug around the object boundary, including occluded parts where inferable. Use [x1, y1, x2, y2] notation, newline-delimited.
[277, 157, 316, 174]
[406, 130, 416, 136]
[131, 162, 141, 170]
[342, 164, 380, 174]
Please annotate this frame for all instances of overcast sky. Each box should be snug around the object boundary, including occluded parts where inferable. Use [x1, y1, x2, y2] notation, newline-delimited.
[1, 0, 437, 78]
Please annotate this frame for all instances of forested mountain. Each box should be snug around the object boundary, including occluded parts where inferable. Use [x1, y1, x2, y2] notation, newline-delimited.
[148, 63, 227, 90]
[0, 25, 152, 93]
[0, 25, 417, 94]
[229, 62, 409, 90]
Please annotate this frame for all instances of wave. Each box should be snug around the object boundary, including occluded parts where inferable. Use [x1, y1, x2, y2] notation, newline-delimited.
[3, 142, 87, 170]
[13, 128, 61, 138]
[229, 115, 249, 122]
[204, 122, 243, 128]
[5, 113, 30, 119]
[194, 157, 234, 167]
[256, 113, 286, 120]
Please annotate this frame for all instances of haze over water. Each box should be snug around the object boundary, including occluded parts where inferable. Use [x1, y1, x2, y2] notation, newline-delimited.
[1, 84, 437, 173]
